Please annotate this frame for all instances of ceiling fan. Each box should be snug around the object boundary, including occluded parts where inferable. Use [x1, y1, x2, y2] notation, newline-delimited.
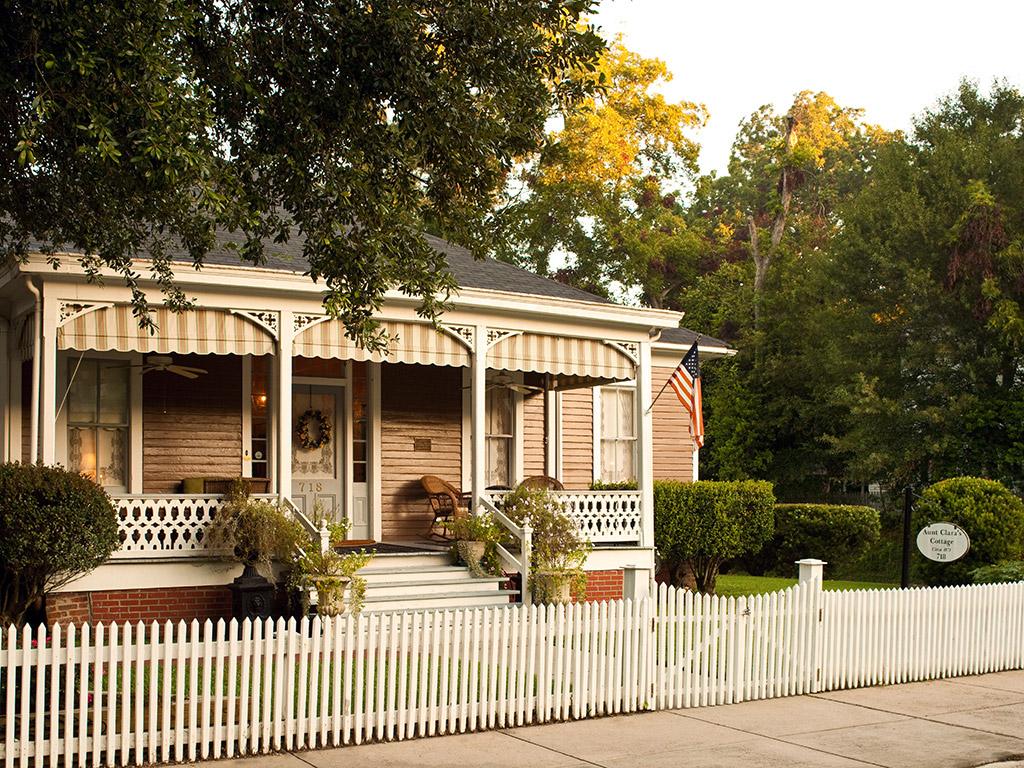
[463, 373, 543, 395]
[110, 355, 208, 379]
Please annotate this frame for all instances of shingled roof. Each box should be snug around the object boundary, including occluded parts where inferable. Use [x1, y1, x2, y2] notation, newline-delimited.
[657, 326, 732, 350]
[187, 228, 612, 305]
[31, 228, 729, 348]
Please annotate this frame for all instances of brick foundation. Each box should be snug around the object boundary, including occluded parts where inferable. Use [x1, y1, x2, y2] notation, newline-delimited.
[583, 569, 624, 602]
[47, 586, 232, 625]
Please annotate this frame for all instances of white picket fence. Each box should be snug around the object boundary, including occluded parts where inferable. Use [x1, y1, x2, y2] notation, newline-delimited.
[2, 580, 1023, 767]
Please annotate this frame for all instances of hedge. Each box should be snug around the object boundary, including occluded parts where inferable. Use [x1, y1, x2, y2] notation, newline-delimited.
[654, 479, 775, 594]
[912, 477, 1024, 586]
[763, 503, 881, 574]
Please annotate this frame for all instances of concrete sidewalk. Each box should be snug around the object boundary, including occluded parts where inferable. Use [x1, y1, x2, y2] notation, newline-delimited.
[222, 671, 1024, 768]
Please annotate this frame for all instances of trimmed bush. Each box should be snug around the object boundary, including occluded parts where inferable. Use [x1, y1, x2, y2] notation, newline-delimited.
[765, 504, 881, 575]
[590, 480, 638, 491]
[0, 463, 120, 625]
[972, 561, 1024, 585]
[912, 477, 1024, 586]
[654, 480, 775, 594]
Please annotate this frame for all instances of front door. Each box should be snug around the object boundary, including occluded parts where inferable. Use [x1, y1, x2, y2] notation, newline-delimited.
[291, 384, 344, 520]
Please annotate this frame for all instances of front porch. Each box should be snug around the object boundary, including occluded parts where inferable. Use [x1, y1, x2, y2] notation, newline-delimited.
[6, 281, 666, 610]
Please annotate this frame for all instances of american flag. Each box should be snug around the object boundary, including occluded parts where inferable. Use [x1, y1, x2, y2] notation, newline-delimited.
[667, 342, 704, 448]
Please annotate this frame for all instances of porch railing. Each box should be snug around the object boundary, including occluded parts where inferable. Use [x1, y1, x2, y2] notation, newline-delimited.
[478, 495, 532, 600]
[110, 493, 309, 560]
[483, 489, 643, 546]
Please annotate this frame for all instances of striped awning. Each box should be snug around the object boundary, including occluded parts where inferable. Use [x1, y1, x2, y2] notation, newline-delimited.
[489, 333, 635, 380]
[294, 319, 470, 367]
[58, 305, 275, 356]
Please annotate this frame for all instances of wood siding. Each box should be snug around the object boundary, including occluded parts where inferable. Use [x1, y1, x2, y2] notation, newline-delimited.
[559, 388, 593, 489]
[522, 391, 545, 478]
[652, 365, 695, 481]
[142, 354, 242, 493]
[380, 363, 462, 541]
[556, 368, 696, 489]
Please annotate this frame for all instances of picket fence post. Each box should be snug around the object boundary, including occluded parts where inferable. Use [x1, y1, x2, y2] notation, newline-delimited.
[796, 559, 826, 693]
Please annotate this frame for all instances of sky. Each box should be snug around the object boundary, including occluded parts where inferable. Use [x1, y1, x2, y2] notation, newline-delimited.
[593, 0, 1024, 176]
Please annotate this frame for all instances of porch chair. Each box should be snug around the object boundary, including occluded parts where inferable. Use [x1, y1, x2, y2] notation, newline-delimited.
[518, 475, 565, 491]
[420, 475, 471, 540]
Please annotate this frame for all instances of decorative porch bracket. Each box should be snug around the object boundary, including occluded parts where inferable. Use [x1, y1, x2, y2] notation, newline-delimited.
[229, 309, 281, 339]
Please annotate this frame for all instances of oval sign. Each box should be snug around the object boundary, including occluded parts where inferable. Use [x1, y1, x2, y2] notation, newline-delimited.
[916, 522, 971, 563]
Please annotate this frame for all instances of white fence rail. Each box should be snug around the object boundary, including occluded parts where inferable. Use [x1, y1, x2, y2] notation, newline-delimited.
[2, 580, 1023, 767]
[484, 490, 642, 545]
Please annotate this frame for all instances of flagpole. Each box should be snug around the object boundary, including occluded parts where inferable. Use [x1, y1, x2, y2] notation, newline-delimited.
[645, 335, 701, 414]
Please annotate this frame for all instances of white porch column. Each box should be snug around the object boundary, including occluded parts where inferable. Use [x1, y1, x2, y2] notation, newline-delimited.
[470, 323, 487, 509]
[636, 340, 654, 549]
[276, 310, 294, 501]
[544, 389, 558, 478]
[40, 291, 59, 465]
[368, 361, 382, 541]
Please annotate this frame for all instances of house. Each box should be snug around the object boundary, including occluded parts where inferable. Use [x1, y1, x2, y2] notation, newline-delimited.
[0, 234, 731, 623]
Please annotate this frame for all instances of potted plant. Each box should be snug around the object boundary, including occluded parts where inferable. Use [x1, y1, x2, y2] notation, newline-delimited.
[502, 486, 592, 604]
[445, 511, 503, 577]
[290, 535, 373, 616]
[206, 481, 305, 617]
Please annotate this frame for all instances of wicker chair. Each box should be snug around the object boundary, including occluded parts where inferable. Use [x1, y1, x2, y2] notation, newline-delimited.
[420, 475, 471, 540]
[518, 475, 565, 491]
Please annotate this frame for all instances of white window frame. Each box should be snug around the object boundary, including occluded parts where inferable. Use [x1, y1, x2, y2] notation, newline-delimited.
[56, 350, 143, 493]
[485, 376, 514, 488]
[593, 382, 638, 485]
[462, 369, 524, 490]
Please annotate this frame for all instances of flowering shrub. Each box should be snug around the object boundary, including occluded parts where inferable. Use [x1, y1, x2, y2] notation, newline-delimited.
[502, 486, 591, 599]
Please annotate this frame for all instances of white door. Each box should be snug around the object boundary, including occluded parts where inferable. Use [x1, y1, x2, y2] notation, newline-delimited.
[291, 385, 344, 520]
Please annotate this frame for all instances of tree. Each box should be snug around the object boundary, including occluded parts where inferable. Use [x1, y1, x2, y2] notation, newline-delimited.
[493, 39, 707, 305]
[685, 93, 883, 494]
[0, 0, 603, 344]
[831, 81, 1024, 488]
[712, 91, 882, 332]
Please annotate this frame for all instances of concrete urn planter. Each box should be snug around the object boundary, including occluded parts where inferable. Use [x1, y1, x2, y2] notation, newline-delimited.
[456, 540, 488, 576]
[307, 574, 351, 617]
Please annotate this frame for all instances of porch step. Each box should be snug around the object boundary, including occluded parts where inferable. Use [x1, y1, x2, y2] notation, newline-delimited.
[345, 551, 452, 570]
[354, 557, 518, 612]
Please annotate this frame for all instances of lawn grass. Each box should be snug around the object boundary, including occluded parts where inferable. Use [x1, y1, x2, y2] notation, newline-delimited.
[715, 573, 897, 598]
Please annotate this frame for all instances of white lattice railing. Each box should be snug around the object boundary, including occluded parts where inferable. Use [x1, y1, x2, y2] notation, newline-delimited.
[111, 494, 277, 560]
[484, 490, 643, 545]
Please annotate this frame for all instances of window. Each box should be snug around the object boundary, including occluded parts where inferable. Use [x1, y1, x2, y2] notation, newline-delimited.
[600, 387, 636, 483]
[485, 383, 514, 488]
[67, 359, 129, 490]
[351, 361, 368, 484]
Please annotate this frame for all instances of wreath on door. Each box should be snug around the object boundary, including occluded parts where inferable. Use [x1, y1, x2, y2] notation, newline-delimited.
[296, 409, 332, 449]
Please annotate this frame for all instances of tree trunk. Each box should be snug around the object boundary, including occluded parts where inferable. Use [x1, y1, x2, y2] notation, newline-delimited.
[751, 114, 799, 335]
